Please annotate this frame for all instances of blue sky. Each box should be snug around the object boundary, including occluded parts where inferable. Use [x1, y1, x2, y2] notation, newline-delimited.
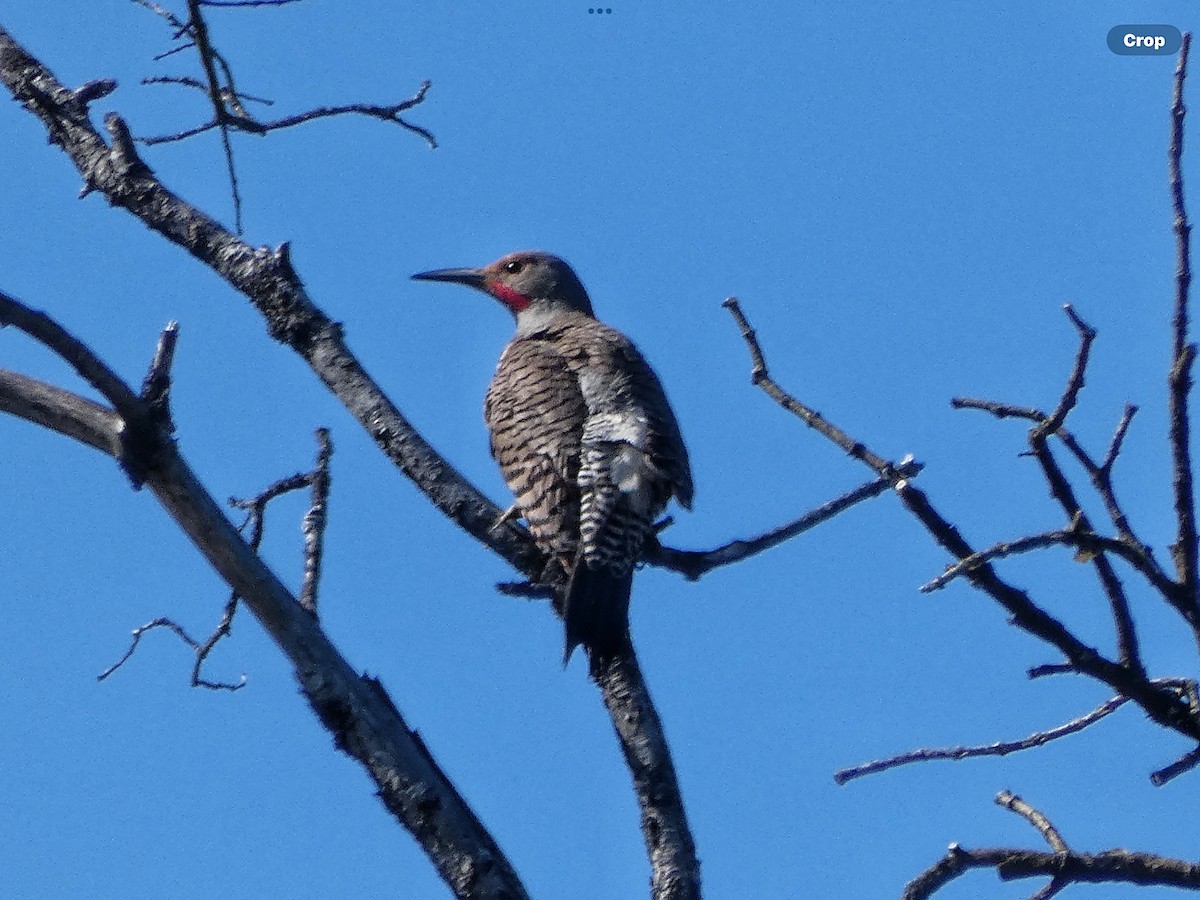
[3, 3, 1200, 898]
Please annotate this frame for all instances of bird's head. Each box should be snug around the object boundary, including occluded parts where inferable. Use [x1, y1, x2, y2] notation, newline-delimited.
[412, 251, 594, 321]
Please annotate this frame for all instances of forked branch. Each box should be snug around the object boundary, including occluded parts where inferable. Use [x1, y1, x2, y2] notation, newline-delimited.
[723, 297, 1200, 755]
[131, 0, 434, 231]
[0, 25, 699, 897]
[230, 427, 334, 617]
[0, 287, 528, 900]
[904, 792, 1200, 899]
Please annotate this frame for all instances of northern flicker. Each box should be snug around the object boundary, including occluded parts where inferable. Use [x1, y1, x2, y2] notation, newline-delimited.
[413, 251, 693, 667]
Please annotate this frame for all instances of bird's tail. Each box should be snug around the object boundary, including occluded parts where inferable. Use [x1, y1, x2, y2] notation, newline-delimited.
[562, 556, 633, 670]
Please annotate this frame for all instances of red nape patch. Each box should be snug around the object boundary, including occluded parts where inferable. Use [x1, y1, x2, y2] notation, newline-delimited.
[490, 281, 530, 311]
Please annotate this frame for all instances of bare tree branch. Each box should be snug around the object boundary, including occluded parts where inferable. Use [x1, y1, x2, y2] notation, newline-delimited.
[182, 0, 245, 227]
[200, 0, 304, 7]
[903, 793, 1200, 899]
[141, 72, 269, 104]
[138, 78, 436, 149]
[300, 427, 332, 615]
[1033, 304, 1095, 438]
[0, 288, 530, 900]
[954, 394, 1174, 605]
[227, 426, 332, 616]
[648, 461, 919, 580]
[835, 694, 1130, 785]
[721, 297, 897, 476]
[1023, 307, 1142, 669]
[996, 790, 1068, 853]
[1049, 403, 1145, 556]
[1170, 33, 1200, 617]
[0, 367, 120, 454]
[1101, 403, 1138, 472]
[594, 649, 700, 900]
[724, 296, 1200, 753]
[0, 26, 723, 894]
[921, 526, 1178, 601]
[840, 671, 1197, 786]
[129, 0, 434, 231]
[0, 24, 545, 578]
[98, 614, 247, 690]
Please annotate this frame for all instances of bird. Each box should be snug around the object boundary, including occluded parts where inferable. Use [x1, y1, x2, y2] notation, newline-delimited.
[412, 251, 693, 670]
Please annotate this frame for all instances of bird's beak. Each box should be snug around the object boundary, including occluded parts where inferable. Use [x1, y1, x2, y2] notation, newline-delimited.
[411, 266, 488, 290]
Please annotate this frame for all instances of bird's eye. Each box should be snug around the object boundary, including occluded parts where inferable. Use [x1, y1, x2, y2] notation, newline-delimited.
[503, 259, 525, 274]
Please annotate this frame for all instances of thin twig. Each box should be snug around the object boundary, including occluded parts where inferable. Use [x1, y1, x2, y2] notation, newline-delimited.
[1019, 306, 1143, 670]
[954, 396, 1148, 552]
[190, 593, 243, 686]
[956, 395, 1172, 609]
[137, 0, 251, 230]
[0, 282, 530, 898]
[139, 118, 219, 142]
[725, 296, 1200, 742]
[1067, 404, 1145, 549]
[723, 297, 897, 476]
[299, 428, 332, 616]
[1028, 662, 1078, 679]
[139, 87, 437, 148]
[835, 694, 1129, 784]
[200, 0, 304, 7]
[1153, 744, 1200, 785]
[921, 530, 1075, 593]
[97, 616, 247, 690]
[1102, 403, 1138, 472]
[1032, 304, 1095, 440]
[996, 792, 1070, 899]
[142, 74, 272, 107]
[951, 397, 1044, 421]
[226, 429, 334, 617]
[649, 461, 920, 580]
[921, 525, 1176, 600]
[153, 42, 196, 62]
[956, 309, 1149, 668]
[132, 0, 437, 226]
[248, 87, 437, 146]
[231, 471, 313, 516]
[996, 791, 1068, 853]
[132, 0, 187, 29]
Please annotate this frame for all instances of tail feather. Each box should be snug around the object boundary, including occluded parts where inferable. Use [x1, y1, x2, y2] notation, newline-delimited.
[562, 557, 633, 668]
